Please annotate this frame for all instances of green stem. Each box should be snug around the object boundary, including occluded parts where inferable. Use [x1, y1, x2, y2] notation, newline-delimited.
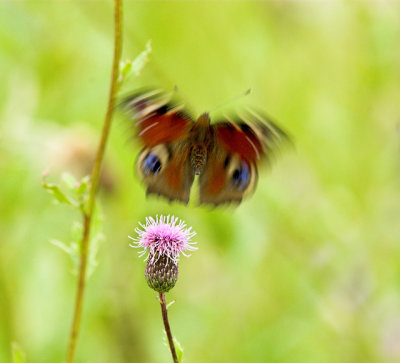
[159, 293, 179, 363]
[66, 1, 123, 362]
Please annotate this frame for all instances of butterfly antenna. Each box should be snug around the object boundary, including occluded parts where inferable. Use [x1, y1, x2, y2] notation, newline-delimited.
[170, 85, 198, 114]
[208, 88, 252, 114]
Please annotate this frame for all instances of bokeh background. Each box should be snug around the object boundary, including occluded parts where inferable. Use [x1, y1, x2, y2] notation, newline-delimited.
[1, 1, 400, 362]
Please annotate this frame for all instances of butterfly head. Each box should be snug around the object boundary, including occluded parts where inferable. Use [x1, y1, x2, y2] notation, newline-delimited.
[192, 113, 211, 138]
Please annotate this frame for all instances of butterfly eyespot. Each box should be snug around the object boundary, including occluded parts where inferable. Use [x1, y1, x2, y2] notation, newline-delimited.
[137, 144, 169, 179]
[156, 105, 168, 114]
[231, 162, 250, 191]
[142, 152, 162, 175]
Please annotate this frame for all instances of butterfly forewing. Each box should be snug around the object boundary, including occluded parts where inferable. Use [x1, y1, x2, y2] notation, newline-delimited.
[124, 90, 196, 204]
[238, 109, 289, 158]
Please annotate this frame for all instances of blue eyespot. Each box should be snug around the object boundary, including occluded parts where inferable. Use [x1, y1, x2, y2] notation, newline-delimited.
[142, 152, 162, 175]
[231, 162, 250, 191]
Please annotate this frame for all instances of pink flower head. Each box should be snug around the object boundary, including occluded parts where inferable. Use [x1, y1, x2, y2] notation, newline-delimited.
[129, 215, 197, 264]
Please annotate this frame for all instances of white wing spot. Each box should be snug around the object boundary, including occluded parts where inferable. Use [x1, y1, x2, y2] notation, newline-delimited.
[139, 122, 159, 136]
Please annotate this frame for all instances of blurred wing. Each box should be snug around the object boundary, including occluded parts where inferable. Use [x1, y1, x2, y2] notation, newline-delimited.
[122, 89, 194, 147]
[123, 89, 195, 203]
[215, 109, 289, 164]
[137, 144, 194, 204]
[199, 140, 258, 205]
[199, 110, 288, 206]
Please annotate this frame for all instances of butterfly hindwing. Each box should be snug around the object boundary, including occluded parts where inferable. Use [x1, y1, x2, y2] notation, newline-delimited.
[138, 143, 194, 204]
[199, 111, 288, 205]
[199, 141, 258, 205]
[124, 90, 195, 203]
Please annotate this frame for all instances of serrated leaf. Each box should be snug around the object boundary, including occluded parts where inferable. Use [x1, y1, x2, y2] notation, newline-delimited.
[11, 342, 25, 363]
[75, 175, 90, 213]
[42, 182, 78, 207]
[131, 40, 152, 76]
[118, 40, 152, 87]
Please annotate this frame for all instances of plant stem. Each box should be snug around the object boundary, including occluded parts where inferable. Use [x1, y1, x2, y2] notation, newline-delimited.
[66, 1, 123, 362]
[159, 293, 179, 363]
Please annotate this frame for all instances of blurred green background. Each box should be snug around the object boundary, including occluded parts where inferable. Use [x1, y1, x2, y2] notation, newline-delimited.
[1, 1, 400, 362]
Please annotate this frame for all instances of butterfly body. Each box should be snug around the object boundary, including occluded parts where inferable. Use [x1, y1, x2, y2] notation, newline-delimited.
[188, 113, 212, 174]
[124, 89, 288, 206]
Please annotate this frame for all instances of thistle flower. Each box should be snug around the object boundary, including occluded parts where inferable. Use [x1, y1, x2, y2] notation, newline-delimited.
[129, 215, 197, 293]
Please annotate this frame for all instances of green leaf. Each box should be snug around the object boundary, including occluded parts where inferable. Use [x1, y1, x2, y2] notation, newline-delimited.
[163, 334, 184, 363]
[51, 213, 104, 278]
[87, 208, 104, 279]
[44, 173, 103, 278]
[119, 60, 132, 79]
[42, 173, 91, 211]
[50, 238, 79, 275]
[131, 40, 152, 76]
[50, 221, 83, 276]
[71, 221, 83, 241]
[87, 230, 104, 279]
[173, 337, 184, 363]
[118, 40, 152, 87]
[42, 182, 78, 207]
[76, 176, 91, 213]
[76, 176, 90, 197]
[62, 172, 77, 190]
[11, 342, 25, 363]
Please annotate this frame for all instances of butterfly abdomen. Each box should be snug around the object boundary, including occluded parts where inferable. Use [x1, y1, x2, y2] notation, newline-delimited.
[190, 144, 207, 175]
[189, 113, 212, 175]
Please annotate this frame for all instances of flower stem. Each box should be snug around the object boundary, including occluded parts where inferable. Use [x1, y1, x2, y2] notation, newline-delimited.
[159, 293, 179, 363]
[65, 1, 123, 362]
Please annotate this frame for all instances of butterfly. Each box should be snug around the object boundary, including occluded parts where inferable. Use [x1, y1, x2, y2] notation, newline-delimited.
[123, 89, 288, 206]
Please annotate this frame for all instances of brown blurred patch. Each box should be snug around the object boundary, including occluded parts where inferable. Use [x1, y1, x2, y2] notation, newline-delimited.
[48, 127, 116, 194]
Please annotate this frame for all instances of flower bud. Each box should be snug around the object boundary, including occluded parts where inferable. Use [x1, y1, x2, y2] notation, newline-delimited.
[145, 255, 178, 293]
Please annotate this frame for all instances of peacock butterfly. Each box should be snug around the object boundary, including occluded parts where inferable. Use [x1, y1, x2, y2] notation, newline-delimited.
[122, 89, 289, 205]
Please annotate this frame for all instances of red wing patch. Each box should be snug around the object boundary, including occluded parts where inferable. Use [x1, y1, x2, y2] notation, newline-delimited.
[138, 113, 192, 147]
[215, 123, 263, 163]
[123, 90, 193, 147]
[164, 158, 185, 191]
[203, 162, 226, 195]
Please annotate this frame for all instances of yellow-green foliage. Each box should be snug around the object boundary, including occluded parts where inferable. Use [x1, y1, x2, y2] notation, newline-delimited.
[1, 2, 400, 363]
